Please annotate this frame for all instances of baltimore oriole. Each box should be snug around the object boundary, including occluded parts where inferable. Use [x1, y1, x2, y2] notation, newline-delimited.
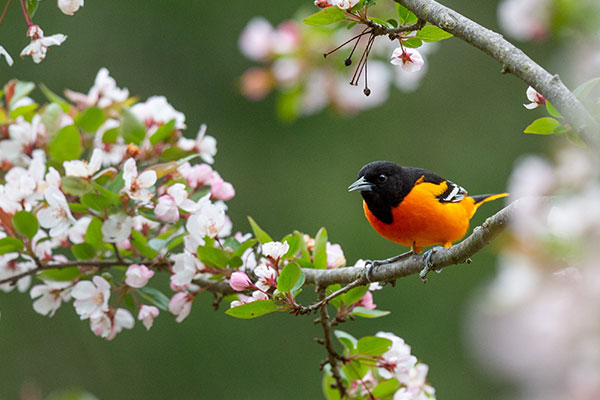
[348, 161, 507, 279]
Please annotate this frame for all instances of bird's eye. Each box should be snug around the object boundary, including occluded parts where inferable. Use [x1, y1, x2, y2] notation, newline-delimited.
[376, 174, 388, 184]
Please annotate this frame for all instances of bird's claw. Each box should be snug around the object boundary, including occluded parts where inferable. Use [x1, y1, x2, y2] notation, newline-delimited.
[419, 247, 442, 283]
[364, 259, 381, 283]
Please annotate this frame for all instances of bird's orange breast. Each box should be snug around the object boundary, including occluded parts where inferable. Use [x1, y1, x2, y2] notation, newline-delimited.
[363, 181, 476, 252]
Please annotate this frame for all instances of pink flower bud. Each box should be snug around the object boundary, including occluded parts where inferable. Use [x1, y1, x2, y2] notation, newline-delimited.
[168, 292, 193, 323]
[178, 162, 213, 189]
[314, 0, 331, 8]
[211, 177, 235, 201]
[229, 271, 253, 291]
[125, 264, 155, 288]
[138, 305, 160, 330]
[356, 291, 376, 310]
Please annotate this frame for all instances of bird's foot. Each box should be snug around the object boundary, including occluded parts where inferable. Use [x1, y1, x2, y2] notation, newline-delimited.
[419, 247, 442, 283]
[364, 250, 415, 282]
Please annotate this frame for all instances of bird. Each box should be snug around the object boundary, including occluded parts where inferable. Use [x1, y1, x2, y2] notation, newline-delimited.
[348, 161, 508, 280]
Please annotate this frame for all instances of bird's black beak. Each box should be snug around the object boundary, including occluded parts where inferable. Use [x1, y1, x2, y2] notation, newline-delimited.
[348, 176, 373, 192]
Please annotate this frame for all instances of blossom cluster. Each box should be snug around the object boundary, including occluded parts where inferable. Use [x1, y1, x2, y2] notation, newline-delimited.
[238, 1, 445, 120]
[0, 0, 85, 66]
[323, 330, 435, 400]
[470, 146, 600, 400]
[0, 69, 234, 339]
[0, 68, 435, 398]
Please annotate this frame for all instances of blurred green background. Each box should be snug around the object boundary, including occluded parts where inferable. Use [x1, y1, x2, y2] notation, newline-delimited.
[0, 0, 564, 399]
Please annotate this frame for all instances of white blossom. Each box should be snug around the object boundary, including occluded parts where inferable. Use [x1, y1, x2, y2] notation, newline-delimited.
[185, 194, 226, 240]
[37, 187, 76, 237]
[57, 0, 84, 15]
[71, 276, 111, 320]
[30, 280, 72, 317]
[261, 241, 289, 260]
[121, 158, 157, 202]
[138, 305, 159, 330]
[63, 148, 103, 178]
[20, 25, 67, 63]
[101, 213, 132, 243]
[176, 124, 217, 164]
[0, 45, 13, 66]
[253, 263, 278, 292]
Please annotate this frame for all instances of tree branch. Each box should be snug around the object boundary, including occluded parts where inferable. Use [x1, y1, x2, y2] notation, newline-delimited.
[1, 201, 516, 298]
[394, 0, 600, 148]
[303, 200, 515, 287]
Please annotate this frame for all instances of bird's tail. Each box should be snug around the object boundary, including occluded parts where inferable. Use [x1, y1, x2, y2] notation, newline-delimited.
[471, 193, 509, 211]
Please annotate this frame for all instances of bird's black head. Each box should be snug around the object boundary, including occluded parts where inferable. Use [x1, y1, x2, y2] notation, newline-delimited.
[348, 161, 407, 224]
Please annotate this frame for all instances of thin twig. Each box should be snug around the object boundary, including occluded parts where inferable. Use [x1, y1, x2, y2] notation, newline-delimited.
[394, 0, 599, 148]
[318, 286, 346, 398]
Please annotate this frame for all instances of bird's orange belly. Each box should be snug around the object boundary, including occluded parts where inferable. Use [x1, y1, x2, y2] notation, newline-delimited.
[363, 188, 474, 251]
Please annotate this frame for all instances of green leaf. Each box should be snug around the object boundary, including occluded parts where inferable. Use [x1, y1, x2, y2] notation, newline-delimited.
[524, 117, 564, 135]
[49, 125, 82, 163]
[61, 176, 93, 196]
[42, 103, 63, 136]
[573, 77, 600, 99]
[322, 370, 342, 400]
[415, 26, 453, 42]
[402, 37, 423, 48]
[277, 262, 302, 293]
[80, 193, 111, 212]
[68, 203, 88, 213]
[75, 107, 105, 132]
[160, 147, 193, 162]
[565, 129, 586, 147]
[139, 287, 170, 311]
[327, 284, 343, 308]
[369, 17, 392, 28]
[0, 237, 24, 254]
[197, 245, 231, 269]
[545, 101, 562, 118]
[342, 285, 368, 305]
[26, 0, 39, 17]
[37, 267, 80, 282]
[119, 107, 146, 145]
[225, 300, 278, 319]
[247, 217, 273, 244]
[93, 183, 122, 205]
[312, 227, 328, 269]
[295, 231, 311, 263]
[233, 238, 257, 257]
[351, 306, 391, 318]
[303, 7, 346, 26]
[166, 233, 186, 252]
[387, 19, 399, 28]
[149, 119, 176, 145]
[276, 89, 300, 123]
[8, 81, 35, 110]
[131, 230, 158, 258]
[372, 378, 401, 398]
[334, 330, 358, 353]
[281, 233, 299, 259]
[12, 211, 38, 239]
[357, 336, 392, 356]
[85, 217, 104, 249]
[38, 84, 70, 112]
[102, 127, 119, 144]
[342, 359, 368, 380]
[10, 104, 38, 120]
[396, 3, 418, 24]
[148, 238, 169, 251]
[71, 243, 96, 260]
